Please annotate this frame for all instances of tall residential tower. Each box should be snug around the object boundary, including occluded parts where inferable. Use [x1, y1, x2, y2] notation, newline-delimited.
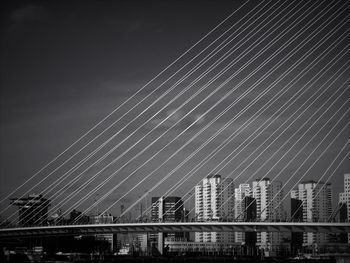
[339, 173, 350, 243]
[291, 181, 332, 246]
[252, 178, 284, 255]
[195, 174, 235, 243]
[234, 183, 251, 243]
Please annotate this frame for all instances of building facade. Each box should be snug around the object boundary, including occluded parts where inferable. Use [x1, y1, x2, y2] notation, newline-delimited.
[89, 213, 114, 252]
[11, 194, 50, 226]
[164, 239, 241, 255]
[234, 184, 251, 243]
[151, 196, 183, 223]
[150, 196, 186, 252]
[252, 178, 284, 255]
[194, 174, 235, 243]
[291, 181, 332, 246]
[339, 173, 350, 243]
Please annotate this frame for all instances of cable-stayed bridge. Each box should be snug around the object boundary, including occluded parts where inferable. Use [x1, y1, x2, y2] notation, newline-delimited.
[0, 0, 349, 251]
[1, 222, 350, 240]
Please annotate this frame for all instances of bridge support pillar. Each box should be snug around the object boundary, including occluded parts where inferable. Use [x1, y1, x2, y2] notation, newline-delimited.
[158, 232, 164, 255]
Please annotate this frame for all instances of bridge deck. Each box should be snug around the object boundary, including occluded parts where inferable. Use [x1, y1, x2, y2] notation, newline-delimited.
[0, 222, 349, 239]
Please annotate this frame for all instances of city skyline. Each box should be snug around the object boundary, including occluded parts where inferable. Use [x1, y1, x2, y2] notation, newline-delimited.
[1, 0, 349, 222]
[4, 174, 349, 258]
[5, 174, 348, 225]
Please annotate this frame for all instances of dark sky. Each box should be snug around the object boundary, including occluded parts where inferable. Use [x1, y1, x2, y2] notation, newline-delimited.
[0, 0, 349, 221]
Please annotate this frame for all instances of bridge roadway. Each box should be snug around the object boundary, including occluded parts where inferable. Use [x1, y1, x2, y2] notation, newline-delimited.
[0, 222, 349, 239]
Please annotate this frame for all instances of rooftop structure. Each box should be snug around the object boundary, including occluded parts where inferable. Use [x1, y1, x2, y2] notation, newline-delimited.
[11, 194, 50, 226]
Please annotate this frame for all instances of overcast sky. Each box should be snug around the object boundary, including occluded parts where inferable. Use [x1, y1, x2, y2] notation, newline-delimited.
[1, 0, 349, 221]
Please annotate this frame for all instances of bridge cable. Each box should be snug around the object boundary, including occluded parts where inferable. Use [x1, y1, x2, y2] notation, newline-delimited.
[257, 108, 350, 221]
[104, 0, 344, 223]
[47, 0, 306, 224]
[0, 0, 252, 206]
[222, 84, 350, 222]
[135, 2, 348, 221]
[73, 0, 310, 222]
[26, 0, 291, 224]
[3, 0, 269, 219]
[290, 142, 350, 221]
[161, 47, 350, 221]
[158, 42, 350, 221]
[183, 50, 350, 221]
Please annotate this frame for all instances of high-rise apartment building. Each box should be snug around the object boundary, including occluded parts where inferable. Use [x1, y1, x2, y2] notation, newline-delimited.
[242, 196, 257, 251]
[195, 174, 235, 243]
[291, 180, 332, 246]
[151, 196, 183, 223]
[234, 184, 251, 221]
[339, 173, 350, 243]
[150, 196, 186, 253]
[234, 184, 251, 243]
[252, 178, 283, 254]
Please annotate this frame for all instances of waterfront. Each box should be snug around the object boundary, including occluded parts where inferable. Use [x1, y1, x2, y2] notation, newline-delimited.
[4, 252, 350, 263]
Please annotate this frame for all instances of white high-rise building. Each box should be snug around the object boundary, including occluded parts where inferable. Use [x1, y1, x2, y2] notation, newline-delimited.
[234, 184, 251, 243]
[339, 173, 350, 243]
[195, 174, 235, 243]
[339, 173, 350, 218]
[252, 178, 283, 254]
[292, 181, 332, 246]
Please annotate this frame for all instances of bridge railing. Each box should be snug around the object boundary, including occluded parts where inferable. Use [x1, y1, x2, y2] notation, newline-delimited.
[1, 217, 349, 230]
